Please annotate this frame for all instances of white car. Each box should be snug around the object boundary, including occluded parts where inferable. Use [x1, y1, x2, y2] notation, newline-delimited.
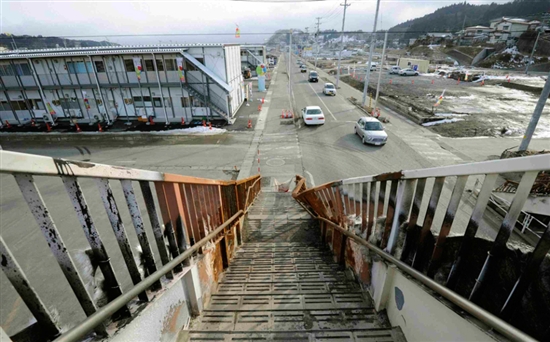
[389, 66, 401, 74]
[354, 117, 388, 145]
[323, 83, 336, 96]
[301, 106, 325, 126]
[399, 68, 419, 76]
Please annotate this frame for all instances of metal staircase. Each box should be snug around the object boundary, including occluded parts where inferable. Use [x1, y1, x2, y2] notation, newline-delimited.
[188, 191, 406, 342]
[183, 72, 230, 121]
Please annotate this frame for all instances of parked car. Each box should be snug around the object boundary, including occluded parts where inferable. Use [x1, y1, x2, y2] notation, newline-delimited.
[389, 66, 401, 74]
[300, 65, 307, 73]
[354, 117, 387, 145]
[301, 106, 325, 126]
[323, 83, 336, 96]
[308, 71, 319, 82]
[399, 68, 419, 76]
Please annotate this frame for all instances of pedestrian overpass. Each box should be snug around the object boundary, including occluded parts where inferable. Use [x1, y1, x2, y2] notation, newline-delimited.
[1, 150, 548, 342]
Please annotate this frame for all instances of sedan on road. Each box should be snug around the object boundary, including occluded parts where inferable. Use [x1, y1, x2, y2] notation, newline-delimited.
[302, 106, 325, 126]
[398, 68, 419, 76]
[355, 117, 388, 145]
[308, 71, 319, 82]
[323, 83, 336, 96]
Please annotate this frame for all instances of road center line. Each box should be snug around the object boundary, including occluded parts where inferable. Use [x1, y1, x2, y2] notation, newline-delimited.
[305, 78, 338, 122]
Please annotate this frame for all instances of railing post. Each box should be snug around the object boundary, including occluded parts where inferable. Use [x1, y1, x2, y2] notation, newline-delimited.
[13, 174, 107, 336]
[381, 180, 399, 249]
[0, 235, 61, 339]
[96, 178, 150, 302]
[62, 176, 132, 313]
[386, 179, 415, 254]
[139, 181, 172, 278]
[120, 180, 162, 291]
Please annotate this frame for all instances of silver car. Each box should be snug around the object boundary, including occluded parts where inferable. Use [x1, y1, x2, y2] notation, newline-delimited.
[398, 68, 419, 76]
[354, 117, 388, 145]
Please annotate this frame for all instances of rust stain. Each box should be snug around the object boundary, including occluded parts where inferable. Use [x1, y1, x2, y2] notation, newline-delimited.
[373, 171, 403, 182]
[162, 303, 183, 334]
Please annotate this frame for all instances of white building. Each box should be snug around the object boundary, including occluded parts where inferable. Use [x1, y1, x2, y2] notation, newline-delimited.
[241, 45, 266, 76]
[489, 17, 540, 44]
[0, 44, 245, 125]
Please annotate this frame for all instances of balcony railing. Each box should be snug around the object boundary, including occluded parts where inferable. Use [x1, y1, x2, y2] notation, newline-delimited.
[0, 150, 261, 341]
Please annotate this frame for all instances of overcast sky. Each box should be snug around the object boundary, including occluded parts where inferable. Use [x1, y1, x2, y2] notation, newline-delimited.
[1, 0, 512, 45]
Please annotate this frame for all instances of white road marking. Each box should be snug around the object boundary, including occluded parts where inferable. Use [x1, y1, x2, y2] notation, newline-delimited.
[305, 170, 316, 187]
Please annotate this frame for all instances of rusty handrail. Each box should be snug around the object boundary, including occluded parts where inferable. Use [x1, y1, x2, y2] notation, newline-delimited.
[243, 176, 262, 213]
[54, 211, 244, 342]
[317, 217, 536, 342]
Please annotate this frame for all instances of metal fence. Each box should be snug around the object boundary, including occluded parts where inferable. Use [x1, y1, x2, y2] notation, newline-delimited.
[292, 154, 550, 342]
[0, 150, 261, 341]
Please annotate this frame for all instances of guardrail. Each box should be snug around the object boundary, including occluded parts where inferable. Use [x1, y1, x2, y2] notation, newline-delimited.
[292, 155, 550, 342]
[0, 150, 261, 341]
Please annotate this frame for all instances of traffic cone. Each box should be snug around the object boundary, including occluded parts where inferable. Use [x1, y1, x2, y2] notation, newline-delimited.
[481, 79, 485, 86]
[209, 122, 212, 130]
[431, 79, 434, 85]
[75, 122, 82, 133]
[389, 79, 392, 85]
[261, 98, 265, 104]
[258, 104, 262, 111]
[31, 119, 36, 127]
[202, 120, 206, 127]
[97, 123, 103, 132]
[181, 117, 185, 126]
[5, 120, 11, 129]
[411, 80, 414, 85]
[46, 122, 52, 132]
[149, 116, 155, 125]
[247, 119, 252, 129]
[281, 109, 285, 118]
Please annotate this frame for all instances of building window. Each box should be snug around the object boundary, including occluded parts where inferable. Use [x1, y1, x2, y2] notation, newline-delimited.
[165, 59, 176, 71]
[0, 101, 11, 110]
[94, 61, 105, 72]
[257, 50, 263, 56]
[145, 60, 155, 72]
[125, 59, 136, 72]
[195, 57, 204, 65]
[11, 100, 29, 110]
[503, 25, 510, 31]
[133, 96, 152, 108]
[153, 97, 162, 107]
[0, 64, 14, 76]
[156, 59, 164, 71]
[59, 98, 80, 110]
[67, 61, 93, 74]
[193, 96, 203, 107]
[31, 99, 45, 110]
[181, 96, 190, 107]
[240, 50, 247, 56]
[14, 63, 32, 76]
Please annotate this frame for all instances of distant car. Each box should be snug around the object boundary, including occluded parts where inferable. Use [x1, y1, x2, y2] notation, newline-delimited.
[399, 68, 419, 76]
[308, 71, 319, 82]
[354, 117, 388, 145]
[323, 83, 336, 96]
[301, 106, 325, 126]
[300, 65, 307, 73]
[389, 66, 401, 74]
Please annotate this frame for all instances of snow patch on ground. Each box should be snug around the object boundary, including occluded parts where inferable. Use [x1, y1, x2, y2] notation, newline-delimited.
[422, 118, 464, 126]
[153, 127, 227, 134]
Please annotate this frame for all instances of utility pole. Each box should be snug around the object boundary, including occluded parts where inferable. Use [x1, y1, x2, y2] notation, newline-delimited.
[374, 31, 388, 110]
[315, 17, 321, 69]
[361, 0, 381, 106]
[336, 0, 351, 88]
[525, 27, 542, 74]
[458, 15, 467, 47]
[288, 30, 292, 96]
[518, 70, 550, 151]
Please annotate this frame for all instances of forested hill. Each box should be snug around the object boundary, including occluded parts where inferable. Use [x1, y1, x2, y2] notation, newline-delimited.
[389, 0, 550, 41]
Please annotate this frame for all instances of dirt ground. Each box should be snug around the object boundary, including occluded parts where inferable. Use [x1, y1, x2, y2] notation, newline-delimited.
[329, 65, 550, 138]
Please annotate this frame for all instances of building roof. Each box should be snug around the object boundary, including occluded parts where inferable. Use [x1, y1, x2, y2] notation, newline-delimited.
[466, 26, 492, 30]
[427, 32, 453, 37]
[0, 43, 234, 59]
[490, 17, 537, 25]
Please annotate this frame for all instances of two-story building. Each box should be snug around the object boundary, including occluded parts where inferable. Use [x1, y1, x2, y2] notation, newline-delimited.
[489, 17, 540, 44]
[0, 44, 245, 126]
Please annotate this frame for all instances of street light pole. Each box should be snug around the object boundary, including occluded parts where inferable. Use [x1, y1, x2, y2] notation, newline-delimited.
[336, 0, 351, 88]
[518, 70, 550, 151]
[374, 31, 388, 110]
[361, 0, 381, 106]
[315, 17, 321, 69]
